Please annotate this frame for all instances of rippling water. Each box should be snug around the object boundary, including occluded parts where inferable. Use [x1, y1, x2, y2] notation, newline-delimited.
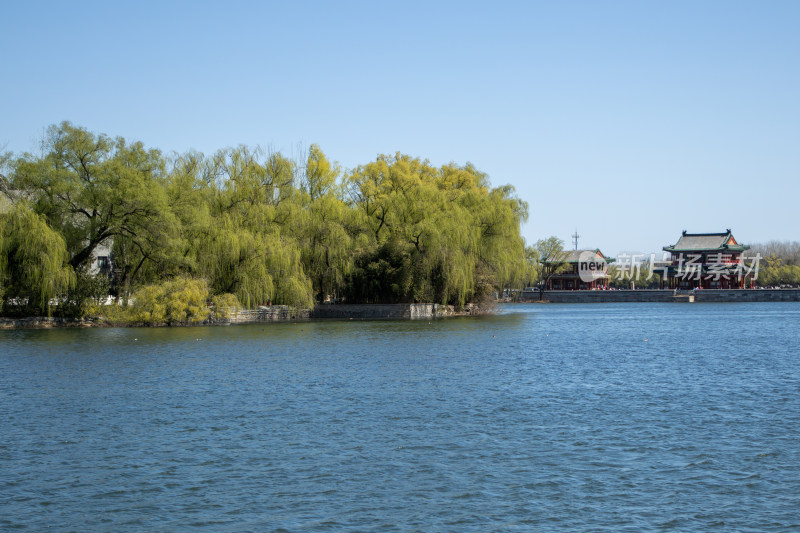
[1, 303, 799, 531]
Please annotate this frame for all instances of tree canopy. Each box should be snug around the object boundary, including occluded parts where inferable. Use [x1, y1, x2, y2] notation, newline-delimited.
[1, 123, 530, 317]
[748, 241, 800, 287]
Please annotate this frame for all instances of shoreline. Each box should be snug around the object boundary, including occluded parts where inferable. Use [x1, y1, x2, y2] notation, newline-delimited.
[0, 302, 491, 330]
[3, 291, 799, 329]
[514, 288, 800, 304]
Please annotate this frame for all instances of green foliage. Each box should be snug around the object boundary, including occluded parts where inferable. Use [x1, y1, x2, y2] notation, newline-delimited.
[303, 144, 340, 201]
[58, 265, 111, 317]
[88, 300, 129, 325]
[2, 124, 531, 318]
[344, 153, 528, 306]
[0, 204, 75, 315]
[130, 278, 210, 325]
[211, 293, 241, 319]
[523, 245, 539, 287]
[299, 193, 357, 302]
[199, 214, 313, 310]
[756, 255, 800, 286]
[10, 122, 169, 273]
[531, 237, 568, 294]
[748, 243, 800, 286]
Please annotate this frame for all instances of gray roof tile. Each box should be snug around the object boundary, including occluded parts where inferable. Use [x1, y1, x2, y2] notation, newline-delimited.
[664, 230, 749, 252]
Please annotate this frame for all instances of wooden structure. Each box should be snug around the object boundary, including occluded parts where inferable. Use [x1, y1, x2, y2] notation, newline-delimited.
[546, 249, 613, 290]
[659, 230, 752, 289]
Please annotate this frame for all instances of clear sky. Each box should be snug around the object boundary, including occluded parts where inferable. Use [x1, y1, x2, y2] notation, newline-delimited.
[2, 0, 798, 256]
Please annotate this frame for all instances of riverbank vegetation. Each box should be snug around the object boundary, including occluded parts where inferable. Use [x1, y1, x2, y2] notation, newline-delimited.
[748, 241, 800, 287]
[0, 122, 531, 319]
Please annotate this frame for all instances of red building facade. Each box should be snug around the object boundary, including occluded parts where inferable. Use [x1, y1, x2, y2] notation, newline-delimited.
[660, 230, 753, 289]
[546, 249, 613, 290]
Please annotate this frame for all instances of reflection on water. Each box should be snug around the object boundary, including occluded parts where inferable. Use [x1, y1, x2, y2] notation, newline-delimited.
[2, 303, 799, 530]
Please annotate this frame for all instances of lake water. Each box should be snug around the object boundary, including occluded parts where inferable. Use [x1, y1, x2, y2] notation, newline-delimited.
[1, 303, 799, 531]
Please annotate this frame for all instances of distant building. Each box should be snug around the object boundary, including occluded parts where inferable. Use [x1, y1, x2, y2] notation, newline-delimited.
[660, 230, 752, 289]
[88, 240, 113, 278]
[546, 249, 613, 290]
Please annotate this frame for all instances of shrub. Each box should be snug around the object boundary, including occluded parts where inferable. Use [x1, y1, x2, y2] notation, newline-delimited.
[211, 293, 242, 320]
[130, 278, 210, 325]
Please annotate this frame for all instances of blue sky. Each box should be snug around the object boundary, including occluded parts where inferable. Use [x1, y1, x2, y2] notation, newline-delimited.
[2, 1, 798, 255]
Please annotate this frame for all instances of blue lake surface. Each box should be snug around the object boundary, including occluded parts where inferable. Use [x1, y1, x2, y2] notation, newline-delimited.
[1, 303, 799, 531]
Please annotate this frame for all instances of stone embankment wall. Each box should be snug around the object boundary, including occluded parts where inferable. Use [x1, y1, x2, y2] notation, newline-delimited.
[518, 289, 800, 303]
[0, 316, 105, 329]
[210, 305, 310, 325]
[311, 303, 466, 319]
[689, 289, 800, 302]
[210, 303, 468, 324]
[1, 303, 483, 329]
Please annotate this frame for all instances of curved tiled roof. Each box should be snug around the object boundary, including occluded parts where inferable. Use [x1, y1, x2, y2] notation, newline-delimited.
[546, 249, 612, 263]
[663, 230, 749, 252]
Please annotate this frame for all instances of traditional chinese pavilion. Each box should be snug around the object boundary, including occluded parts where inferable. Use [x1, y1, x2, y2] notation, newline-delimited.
[660, 230, 752, 289]
[546, 249, 613, 290]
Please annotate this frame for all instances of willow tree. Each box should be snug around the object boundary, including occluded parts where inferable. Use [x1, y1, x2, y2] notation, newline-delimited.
[159, 151, 216, 278]
[302, 144, 340, 201]
[388, 168, 478, 304]
[345, 154, 426, 302]
[8, 121, 176, 310]
[0, 204, 75, 315]
[346, 154, 407, 242]
[533, 237, 568, 300]
[195, 147, 314, 309]
[208, 146, 299, 214]
[344, 154, 528, 306]
[294, 145, 358, 301]
[10, 122, 169, 273]
[3, 124, 530, 314]
[469, 185, 529, 295]
[197, 212, 313, 309]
